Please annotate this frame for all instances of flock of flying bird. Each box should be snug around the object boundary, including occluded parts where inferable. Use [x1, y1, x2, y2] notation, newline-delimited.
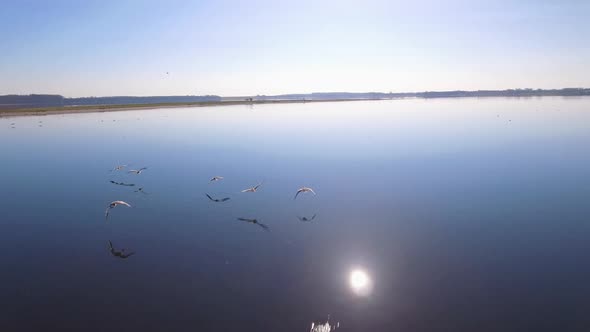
[104, 164, 317, 258]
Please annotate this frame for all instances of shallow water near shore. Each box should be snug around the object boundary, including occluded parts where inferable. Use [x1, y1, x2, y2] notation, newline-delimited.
[2, 97, 590, 331]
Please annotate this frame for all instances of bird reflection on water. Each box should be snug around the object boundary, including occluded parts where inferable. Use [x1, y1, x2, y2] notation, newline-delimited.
[236, 217, 270, 231]
[134, 187, 149, 194]
[108, 241, 135, 259]
[205, 193, 230, 202]
[296, 214, 317, 222]
[109, 180, 135, 187]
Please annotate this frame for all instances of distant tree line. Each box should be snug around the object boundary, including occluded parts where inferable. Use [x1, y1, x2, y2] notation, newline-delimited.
[0, 94, 64, 107]
[66, 95, 221, 106]
[254, 88, 590, 100]
[2, 89, 590, 109]
[0, 94, 221, 109]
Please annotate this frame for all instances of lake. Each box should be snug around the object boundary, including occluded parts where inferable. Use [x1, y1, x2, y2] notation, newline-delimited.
[1, 97, 590, 331]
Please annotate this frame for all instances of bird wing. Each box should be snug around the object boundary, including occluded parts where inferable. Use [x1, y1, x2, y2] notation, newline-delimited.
[237, 217, 251, 222]
[122, 252, 135, 258]
[221, 197, 230, 202]
[257, 223, 270, 231]
[309, 188, 316, 195]
[294, 189, 302, 200]
[206, 194, 214, 201]
[105, 207, 111, 218]
[241, 188, 252, 192]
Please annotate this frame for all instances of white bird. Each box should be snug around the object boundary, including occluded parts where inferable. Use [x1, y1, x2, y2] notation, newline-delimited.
[241, 182, 262, 193]
[128, 167, 147, 175]
[105, 200, 131, 219]
[210, 176, 224, 182]
[294, 187, 316, 200]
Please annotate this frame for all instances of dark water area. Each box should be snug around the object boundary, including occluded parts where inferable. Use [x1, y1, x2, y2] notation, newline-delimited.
[1, 97, 590, 331]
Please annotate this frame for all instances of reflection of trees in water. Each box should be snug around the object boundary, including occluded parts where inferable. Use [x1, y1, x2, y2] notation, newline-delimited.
[310, 317, 340, 332]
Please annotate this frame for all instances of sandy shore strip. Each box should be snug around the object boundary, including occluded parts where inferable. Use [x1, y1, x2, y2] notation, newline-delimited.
[0, 98, 382, 118]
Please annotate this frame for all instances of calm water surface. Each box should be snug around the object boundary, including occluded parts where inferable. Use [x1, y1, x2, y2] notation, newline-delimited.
[1, 97, 590, 331]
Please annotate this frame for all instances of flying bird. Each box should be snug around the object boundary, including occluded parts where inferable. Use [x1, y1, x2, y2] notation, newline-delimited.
[108, 241, 135, 259]
[294, 187, 316, 200]
[128, 167, 147, 175]
[297, 214, 317, 222]
[206, 193, 230, 202]
[209, 176, 224, 182]
[105, 200, 131, 219]
[241, 182, 263, 193]
[237, 217, 270, 231]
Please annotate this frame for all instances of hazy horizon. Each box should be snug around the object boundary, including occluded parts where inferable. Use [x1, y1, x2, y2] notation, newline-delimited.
[1, 0, 589, 97]
[3, 87, 590, 99]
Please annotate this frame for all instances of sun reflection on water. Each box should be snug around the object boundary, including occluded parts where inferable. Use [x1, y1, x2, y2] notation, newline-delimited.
[349, 268, 372, 296]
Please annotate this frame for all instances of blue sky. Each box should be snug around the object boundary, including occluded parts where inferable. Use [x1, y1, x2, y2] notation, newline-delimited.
[1, 0, 588, 97]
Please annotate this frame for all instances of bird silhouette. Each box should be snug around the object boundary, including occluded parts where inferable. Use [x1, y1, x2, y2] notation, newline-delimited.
[108, 241, 135, 259]
[109, 180, 135, 187]
[297, 214, 317, 222]
[206, 193, 230, 202]
[237, 217, 270, 231]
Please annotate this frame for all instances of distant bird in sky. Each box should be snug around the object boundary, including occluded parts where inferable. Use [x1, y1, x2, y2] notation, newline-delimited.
[241, 182, 263, 193]
[105, 200, 131, 219]
[297, 214, 317, 222]
[166, 72, 169, 75]
[206, 193, 230, 202]
[128, 167, 147, 175]
[109, 241, 135, 259]
[294, 187, 316, 200]
[210, 176, 224, 182]
[237, 217, 270, 231]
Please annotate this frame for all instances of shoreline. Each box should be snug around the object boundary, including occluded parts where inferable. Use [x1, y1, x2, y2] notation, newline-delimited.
[0, 98, 378, 118]
[3, 94, 588, 118]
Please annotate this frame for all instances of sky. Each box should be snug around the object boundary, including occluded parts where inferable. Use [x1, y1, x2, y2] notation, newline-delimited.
[0, 0, 589, 97]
